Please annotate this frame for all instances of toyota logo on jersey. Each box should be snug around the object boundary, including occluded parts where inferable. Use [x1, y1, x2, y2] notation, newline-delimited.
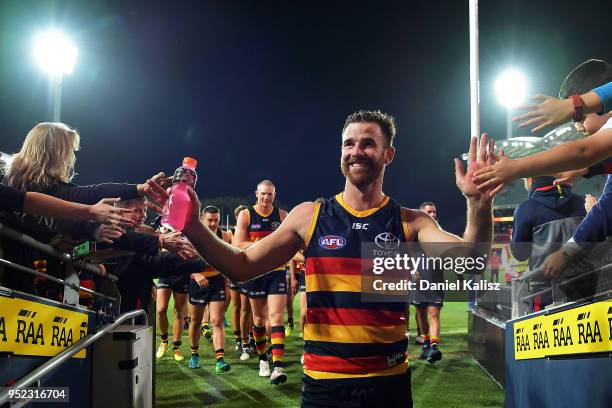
[375, 232, 400, 249]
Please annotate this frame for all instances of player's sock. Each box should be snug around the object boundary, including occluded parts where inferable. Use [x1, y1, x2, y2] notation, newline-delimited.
[161, 333, 169, 344]
[172, 340, 182, 350]
[271, 326, 285, 369]
[234, 330, 241, 344]
[191, 346, 199, 357]
[215, 348, 225, 362]
[422, 335, 430, 347]
[241, 336, 250, 349]
[430, 336, 439, 346]
[253, 325, 267, 361]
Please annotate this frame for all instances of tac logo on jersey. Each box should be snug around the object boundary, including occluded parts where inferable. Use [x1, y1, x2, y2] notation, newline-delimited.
[251, 224, 262, 229]
[271, 221, 281, 230]
[318, 235, 347, 250]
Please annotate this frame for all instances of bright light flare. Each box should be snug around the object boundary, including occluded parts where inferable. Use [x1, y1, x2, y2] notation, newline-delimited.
[33, 30, 77, 75]
[495, 69, 527, 108]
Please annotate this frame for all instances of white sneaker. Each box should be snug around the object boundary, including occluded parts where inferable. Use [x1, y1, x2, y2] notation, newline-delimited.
[240, 348, 251, 361]
[300, 353, 304, 365]
[259, 360, 271, 377]
[270, 367, 287, 385]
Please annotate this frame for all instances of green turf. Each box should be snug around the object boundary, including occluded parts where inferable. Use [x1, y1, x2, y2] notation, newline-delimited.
[155, 297, 504, 407]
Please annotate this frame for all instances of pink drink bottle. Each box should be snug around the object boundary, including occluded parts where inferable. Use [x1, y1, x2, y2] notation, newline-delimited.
[161, 157, 198, 231]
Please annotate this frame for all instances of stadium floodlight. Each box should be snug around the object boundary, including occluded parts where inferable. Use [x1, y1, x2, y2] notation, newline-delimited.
[496, 69, 527, 139]
[34, 30, 77, 75]
[33, 30, 77, 122]
[495, 69, 527, 108]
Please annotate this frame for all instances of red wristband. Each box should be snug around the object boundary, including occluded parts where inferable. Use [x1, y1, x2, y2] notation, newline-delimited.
[569, 95, 584, 122]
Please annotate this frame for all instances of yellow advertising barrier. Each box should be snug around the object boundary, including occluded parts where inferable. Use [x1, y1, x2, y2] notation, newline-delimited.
[514, 301, 612, 360]
[0, 296, 88, 358]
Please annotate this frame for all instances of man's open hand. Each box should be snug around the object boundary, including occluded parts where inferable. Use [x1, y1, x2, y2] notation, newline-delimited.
[455, 133, 501, 200]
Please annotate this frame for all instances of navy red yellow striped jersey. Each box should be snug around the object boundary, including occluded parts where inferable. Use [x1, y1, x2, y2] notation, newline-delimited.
[247, 206, 282, 241]
[303, 193, 415, 380]
[247, 206, 285, 271]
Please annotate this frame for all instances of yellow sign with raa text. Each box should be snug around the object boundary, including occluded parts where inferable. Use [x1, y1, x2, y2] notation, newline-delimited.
[514, 301, 612, 360]
[0, 296, 88, 358]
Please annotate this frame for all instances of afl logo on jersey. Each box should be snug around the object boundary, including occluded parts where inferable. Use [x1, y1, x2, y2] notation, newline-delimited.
[318, 235, 346, 250]
[271, 221, 281, 230]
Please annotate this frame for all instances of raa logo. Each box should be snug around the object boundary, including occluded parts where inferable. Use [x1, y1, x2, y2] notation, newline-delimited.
[318, 235, 347, 250]
[271, 221, 281, 230]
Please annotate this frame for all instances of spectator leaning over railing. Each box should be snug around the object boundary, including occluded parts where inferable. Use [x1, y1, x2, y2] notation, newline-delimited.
[0, 121, 166, 296]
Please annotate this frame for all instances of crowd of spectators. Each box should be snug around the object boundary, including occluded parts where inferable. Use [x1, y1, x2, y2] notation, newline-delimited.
[484, 59, 612, 311]
[0, 122, 205, 315]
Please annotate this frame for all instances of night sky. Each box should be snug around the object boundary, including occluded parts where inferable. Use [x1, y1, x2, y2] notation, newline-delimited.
[0, 0, 610, 233]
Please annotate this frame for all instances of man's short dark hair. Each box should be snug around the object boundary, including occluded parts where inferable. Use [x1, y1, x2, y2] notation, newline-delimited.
[202, 205, 220, 214]
[343, 110, 397, 146]
[559, 59, 612, 99]
[419, 201, 436, 210]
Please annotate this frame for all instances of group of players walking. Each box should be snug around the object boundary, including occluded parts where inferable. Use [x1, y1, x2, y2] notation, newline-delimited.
[155, 180, 308, 385]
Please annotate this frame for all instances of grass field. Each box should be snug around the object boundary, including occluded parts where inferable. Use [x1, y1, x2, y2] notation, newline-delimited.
[155, 296, 504, 407]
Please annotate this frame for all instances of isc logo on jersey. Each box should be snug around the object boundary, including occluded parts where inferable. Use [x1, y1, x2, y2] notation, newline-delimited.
[318, 235, 346, 250]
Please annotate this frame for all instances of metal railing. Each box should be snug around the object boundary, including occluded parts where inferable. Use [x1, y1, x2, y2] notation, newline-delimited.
[0, 223, 117, 281]
[0, 222, 121, 306]
[0, 257, 116, 302]
[516, 263, 611, 302]
[511, 261, 611, 318]
[0, 309, 148, 406]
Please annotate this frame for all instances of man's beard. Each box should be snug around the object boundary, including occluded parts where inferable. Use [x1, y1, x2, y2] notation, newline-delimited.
[341, 156, 385, 188]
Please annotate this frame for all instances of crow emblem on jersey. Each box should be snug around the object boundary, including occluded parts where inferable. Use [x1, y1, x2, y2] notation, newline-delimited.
[318, 235, 346, 250]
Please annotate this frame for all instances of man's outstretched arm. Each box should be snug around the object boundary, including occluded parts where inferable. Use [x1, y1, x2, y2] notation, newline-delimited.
[473, 126, 612, 192]
[182, 187, 312, 282]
